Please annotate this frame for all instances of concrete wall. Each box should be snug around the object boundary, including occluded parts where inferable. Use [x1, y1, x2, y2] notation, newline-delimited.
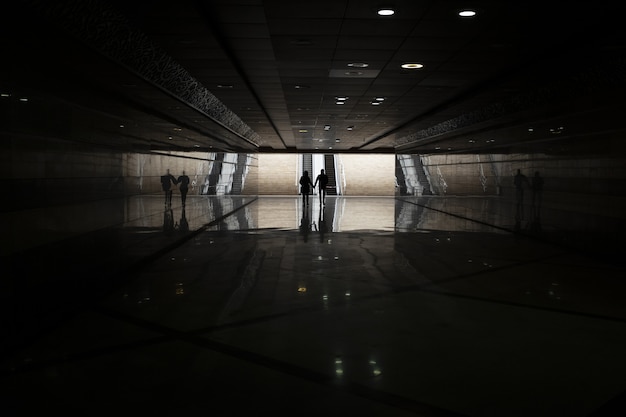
[338, 154, 395, 196]
[257, 153, 299, 195]
[255, 153, 396, 196]
[421, 154, 497, 195]
[398, 152, 626, 220]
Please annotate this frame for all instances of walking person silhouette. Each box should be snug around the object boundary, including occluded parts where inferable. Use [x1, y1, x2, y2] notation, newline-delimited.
[299, 170, 314, 206]
[160, 169, 177, 207]
[531, 171, 544, 223]
[177, 170, 190, 207]
[513, 169, 530, 227]
[314, 169, 328, 205]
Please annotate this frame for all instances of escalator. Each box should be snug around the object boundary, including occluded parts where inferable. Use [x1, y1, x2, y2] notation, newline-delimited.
[323, 154, 337, 195]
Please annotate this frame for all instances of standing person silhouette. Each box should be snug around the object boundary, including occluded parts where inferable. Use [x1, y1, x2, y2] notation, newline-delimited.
[299, 170, 314, 206]
[314, 169, 329, 205]
[531, 171, 544, 219]
[177, 170, 190, 207]
[513, 169, 530, 222]
[160, 169, 177, 207]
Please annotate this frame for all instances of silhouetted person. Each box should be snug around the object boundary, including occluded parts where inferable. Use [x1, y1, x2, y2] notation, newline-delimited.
[177, 170, 190, 206]
[531, 171, 544, 214]
[161, 169, 177, 207]
[314, 169, 329, 205]
[514, 169, 530, 221]
[299, 170, 314, 206]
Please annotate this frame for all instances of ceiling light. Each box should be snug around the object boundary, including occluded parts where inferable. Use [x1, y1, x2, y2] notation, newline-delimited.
[401, 63, 424, 69]
[459, 10, 476, 17]
[216, 84, 233, 89]
[375, 97, 386, 101]
[347, 126, 354, 131]
[377, 8, 395, 16]
[324, 125, 331, 131]
[336, 96, 348, 101]
[348, 62, 369, 68]
[335, 101, 345, 105]
[291, 39, 313, 46]
[371, 101, 381, 106]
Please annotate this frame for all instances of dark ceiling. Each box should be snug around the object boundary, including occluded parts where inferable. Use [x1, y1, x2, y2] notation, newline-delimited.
[5, 0, 626, 155]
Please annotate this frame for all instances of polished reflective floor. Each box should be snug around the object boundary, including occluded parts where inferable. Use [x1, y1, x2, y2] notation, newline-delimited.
[2, 195, 626, 416]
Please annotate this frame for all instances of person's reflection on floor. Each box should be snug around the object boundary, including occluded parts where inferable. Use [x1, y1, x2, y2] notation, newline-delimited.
[300, 207, 310, 242]
[179, 207, 189, 233]
[163, 208, 175, 235]
[318, 205, 328, 243]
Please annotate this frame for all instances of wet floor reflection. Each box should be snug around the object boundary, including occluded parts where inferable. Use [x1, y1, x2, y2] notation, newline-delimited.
[4, 194, 626, 416]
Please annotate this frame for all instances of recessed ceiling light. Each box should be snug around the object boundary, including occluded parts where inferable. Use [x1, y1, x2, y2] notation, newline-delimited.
[401, 63, 424, 69]
[375, 97, 386, 101]
[371, 101, 381, 106]
[336, 96, 348, 101]
[377, 8, 395, 16]
[291, 39, 314, 46]
[459, 10, 476, 17]
[348, 62, 369, 68]
[217, 84, 233, 89]
[336, 101, 345, 105]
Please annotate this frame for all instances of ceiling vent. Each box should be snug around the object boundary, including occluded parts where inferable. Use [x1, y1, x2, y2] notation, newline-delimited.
[329, 69, 380, 78]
